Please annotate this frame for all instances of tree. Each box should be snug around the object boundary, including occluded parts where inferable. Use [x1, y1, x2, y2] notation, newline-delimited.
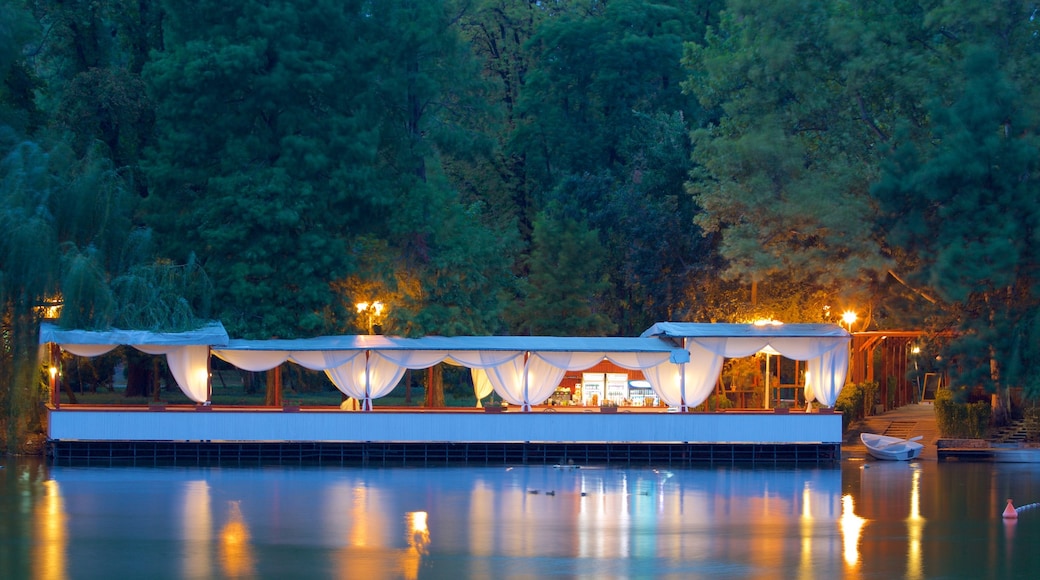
[517, 0, 714, 191]
[874, 47, 1040, 406]
[509, 197, 616, 336]
[143, 0, 385, 339]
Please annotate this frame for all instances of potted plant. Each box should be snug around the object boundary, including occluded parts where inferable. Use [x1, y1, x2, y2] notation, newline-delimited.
[483, 396, 506, 413]
[282, 400, 301, 412]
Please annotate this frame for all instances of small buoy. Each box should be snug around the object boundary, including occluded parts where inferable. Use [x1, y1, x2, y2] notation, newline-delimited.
[1003, 498, 1019, 519]
[528, 490, 539, 495]
[546, 491, 555, 496]
[580, 492, 587, 497]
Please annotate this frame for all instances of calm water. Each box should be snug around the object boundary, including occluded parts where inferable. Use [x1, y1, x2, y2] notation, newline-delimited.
[2, 457, 1039, 579]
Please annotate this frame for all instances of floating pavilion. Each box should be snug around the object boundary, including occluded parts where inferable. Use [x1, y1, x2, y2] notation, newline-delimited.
[40, 322, 850, 466]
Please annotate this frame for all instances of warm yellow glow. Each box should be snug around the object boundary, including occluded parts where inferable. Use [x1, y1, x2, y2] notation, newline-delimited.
[195, 368, 210, 385]
[356, 301, 385, 314]
[34, 479, 67, 580]
[753, 318, 783, 326]
[911, 346, 921, 354]
[36, 296, 64, 319]
[840, 494, 866, 568]
[842, 311, 857, 327]
[49, 366, 58, 379]
[220, 501, 255, 578]
[906, 468, 925, 580]
[182, 480, 213, 578]
[799, 483, 814, 580]
[407, 511, 430, 555]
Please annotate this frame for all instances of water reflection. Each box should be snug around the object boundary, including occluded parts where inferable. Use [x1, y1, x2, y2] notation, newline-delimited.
[181, 480, 211, 578]
[33, 479, 66, 580]
[3, 458, 1040, 578]
[220, 501, 255, 577]
[840, 494, 866, 568]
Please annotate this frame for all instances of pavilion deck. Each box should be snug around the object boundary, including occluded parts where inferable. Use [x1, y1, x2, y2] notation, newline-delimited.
[45, 405, 843, 466]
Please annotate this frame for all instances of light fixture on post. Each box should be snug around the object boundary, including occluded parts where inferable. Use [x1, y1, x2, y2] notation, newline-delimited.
[753, 319, 783, 410]
[842, 310, 857, 333]
[355, 301, 386, 335]
[842, 310, 857, 385]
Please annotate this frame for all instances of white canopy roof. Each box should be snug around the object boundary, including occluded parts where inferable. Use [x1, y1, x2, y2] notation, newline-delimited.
[641, 322, 849, 340]
[39, 321, 229, 347]
[221, 334, 689, 359]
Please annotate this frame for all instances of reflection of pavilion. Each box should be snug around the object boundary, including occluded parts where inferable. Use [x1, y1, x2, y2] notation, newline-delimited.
[41, 322, 850, 465]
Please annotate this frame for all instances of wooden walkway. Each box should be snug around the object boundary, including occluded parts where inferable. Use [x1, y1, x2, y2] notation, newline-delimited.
[843, 402, 940, 460]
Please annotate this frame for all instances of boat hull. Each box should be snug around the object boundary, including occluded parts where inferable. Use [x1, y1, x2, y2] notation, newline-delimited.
[861, 433, 924, 461]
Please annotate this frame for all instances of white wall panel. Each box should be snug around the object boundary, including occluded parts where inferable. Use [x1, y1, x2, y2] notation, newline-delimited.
[48, 410, 842, 444]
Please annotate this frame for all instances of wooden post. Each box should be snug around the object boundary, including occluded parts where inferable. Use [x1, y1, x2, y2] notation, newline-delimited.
[50, 343, 61, 408]
[274, 366, 283, 406]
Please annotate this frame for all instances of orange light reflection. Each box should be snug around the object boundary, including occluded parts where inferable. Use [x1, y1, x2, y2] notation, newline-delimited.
[33, 479, 67, 580]
[840, 494, 866, 569]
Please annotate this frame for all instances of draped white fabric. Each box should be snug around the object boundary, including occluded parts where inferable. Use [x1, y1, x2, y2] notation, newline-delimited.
[61, 344, 118, 357]
[290, 350, 363, 371]
[324, 352, 407, 411]
[684, 336, 850, 408]
[641, 343, 724, 408]
[471, 368, 494, 407]
[212, 349, 291, 372]
[689, 336, 838, 360]
[61, 343, 212, 403]
[524, 356, 568, 409]
[804, 347, 848, 407]
[482, 355, 528, 407]
[164, 346, 212, 403]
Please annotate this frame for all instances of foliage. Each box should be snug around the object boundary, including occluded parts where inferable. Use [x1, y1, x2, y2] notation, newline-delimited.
[507, 199, 616, 336]
[874, 46, 1040, 400]
[934, 388, 992, 439]
[695, 393, 733, 412]
[835, 381, 877, 431]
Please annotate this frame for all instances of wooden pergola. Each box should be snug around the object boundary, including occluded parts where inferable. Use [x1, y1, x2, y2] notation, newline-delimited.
[848, 331, 933, 413]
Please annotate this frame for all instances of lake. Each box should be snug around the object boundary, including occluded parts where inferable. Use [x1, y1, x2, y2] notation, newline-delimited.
[2, 457, 1039, 578]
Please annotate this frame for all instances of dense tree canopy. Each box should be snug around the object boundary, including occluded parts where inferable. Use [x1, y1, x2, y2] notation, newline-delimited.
[3, 0, 1040, 446]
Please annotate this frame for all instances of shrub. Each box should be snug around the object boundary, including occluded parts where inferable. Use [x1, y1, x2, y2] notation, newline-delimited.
[935, 388, 992, 438]
[695, 393, 734, 412]
[835, 381, 876, 430]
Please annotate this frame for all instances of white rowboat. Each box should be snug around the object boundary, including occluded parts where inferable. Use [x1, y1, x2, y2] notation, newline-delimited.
[861, 433, 924, 461]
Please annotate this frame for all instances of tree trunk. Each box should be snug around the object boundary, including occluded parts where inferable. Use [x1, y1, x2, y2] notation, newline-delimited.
[124, 350, 153, 398]
[425, 365, 445, 408]
[405, 369, 412, 405]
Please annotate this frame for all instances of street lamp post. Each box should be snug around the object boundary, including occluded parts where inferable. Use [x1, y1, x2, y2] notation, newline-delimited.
[842, 310, 857, 385]
[842, 310, 857, 333]
[356, 301, 385, 335]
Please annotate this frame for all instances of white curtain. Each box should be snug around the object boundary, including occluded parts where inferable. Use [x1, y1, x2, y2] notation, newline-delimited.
[163, 346, 212, 403]
[688, 336, 850, 407]
[641, 343, 724, 409]
[212, 349, 291, 372]
[481, 354, 528, 408]
[804, 346, 848, 407]
[324, 352, 408, 411]
[61, 344, 118, 357]
[59, 343, 211, 403]
[131, 344, 211, 403]
[471, 368, 494, 406]
[290, 350, 363, 371]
